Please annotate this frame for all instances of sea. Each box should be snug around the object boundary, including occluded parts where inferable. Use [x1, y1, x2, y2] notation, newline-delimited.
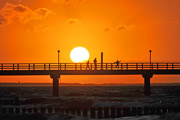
[0, 84, 180, 120]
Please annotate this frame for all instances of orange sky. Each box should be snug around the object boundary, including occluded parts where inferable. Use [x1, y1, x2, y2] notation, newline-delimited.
[0, 0, 180, 84]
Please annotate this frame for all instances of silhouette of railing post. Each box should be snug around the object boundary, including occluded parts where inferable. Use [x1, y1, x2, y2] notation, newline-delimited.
[75, 63, 77, 70]
[106, 63, 108, 70]
[157, 63, 159, 70]
[17, 64, 19, 70]
[80, 63, 82, 70]
[172, 63, 174, 70]
[166, 63, 168, 70]
[44, 64, 46, 70]
[136, 63, 138, 70]
[33, 64, 35, 70]
[1, 64, 3, 71]
[65, 63, 66, 70]
[142, 63, 143, 70]
[111, 64, 113, 70]
[28, 64, 30, 70]
[13, 64, 14, 71]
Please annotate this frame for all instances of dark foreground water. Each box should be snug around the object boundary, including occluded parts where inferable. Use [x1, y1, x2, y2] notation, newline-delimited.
[0, 86, 180, 120]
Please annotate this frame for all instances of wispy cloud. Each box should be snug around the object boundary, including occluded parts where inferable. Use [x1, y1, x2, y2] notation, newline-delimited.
[0, 3, 53, 25]
[104, 27, 112, 32]
[0, 0, 22, 8]
[67, 18, 82, 25]
[116, 25, 127, 31]
[27, 25, 49, 32]
[104, 25, 135, 32]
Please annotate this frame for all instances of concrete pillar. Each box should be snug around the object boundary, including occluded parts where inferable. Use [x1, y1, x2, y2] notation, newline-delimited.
[142, 74, 153, 96]
[50, 74, 60, 97]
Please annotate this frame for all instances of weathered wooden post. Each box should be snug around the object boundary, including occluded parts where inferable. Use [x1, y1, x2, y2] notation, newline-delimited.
[110, 107, 115, 118]
[97, 107, 102, 119]
[116, 107, 122, 118]
[104, 107, 109, 118]
[90, 107, 95, 119]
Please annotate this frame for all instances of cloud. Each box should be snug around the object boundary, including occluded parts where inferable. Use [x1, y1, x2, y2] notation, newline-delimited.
[27, 25, 49, 32]
[104, 27, 111, 32]
[53, 0, 83, 4]
[104, 25, 135, 32]
[0, 0, 22, 8]
[0, 3, 53, 25]
[0, 15, 7, 25]
[116, 25, 127, 31]
[67, 18, 82, 25]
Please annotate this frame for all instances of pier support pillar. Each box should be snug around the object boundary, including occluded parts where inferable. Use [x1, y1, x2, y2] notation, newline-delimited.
[50, 74, 60, 97]
[142, 74, 153, 96]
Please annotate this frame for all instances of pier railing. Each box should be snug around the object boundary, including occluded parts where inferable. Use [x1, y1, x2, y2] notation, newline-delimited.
[0, 63, 180, 71]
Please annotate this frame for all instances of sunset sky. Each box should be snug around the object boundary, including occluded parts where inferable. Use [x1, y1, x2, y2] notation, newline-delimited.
[0, 0, 180, 84]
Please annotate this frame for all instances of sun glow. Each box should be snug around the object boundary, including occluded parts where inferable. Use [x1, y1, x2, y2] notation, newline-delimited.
[70, 47, 89, 63]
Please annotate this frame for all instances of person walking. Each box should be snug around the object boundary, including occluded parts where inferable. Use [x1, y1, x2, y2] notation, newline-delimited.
[94, 58, 97, 70]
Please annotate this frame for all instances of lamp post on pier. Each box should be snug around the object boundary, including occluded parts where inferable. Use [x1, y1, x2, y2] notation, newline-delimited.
[149, 50, 152, 64]
[149, 50, 152, 69]
[57, 50, 60, 70]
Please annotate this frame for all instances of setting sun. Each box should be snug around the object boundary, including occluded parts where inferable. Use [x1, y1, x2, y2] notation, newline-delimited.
[70, 47, 89, 63]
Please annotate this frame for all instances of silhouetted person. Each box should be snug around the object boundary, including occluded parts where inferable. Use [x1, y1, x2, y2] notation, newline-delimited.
[94, 58, 97, 70]
[115, 60, 121, 68]
[86, 60, 90, 70]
